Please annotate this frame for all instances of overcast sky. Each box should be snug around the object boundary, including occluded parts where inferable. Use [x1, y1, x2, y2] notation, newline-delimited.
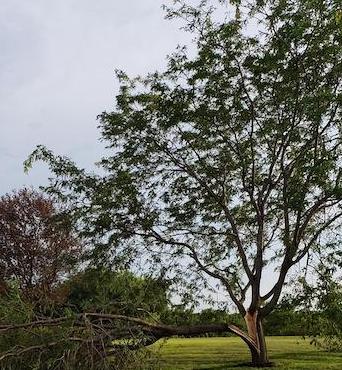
[0, 0, 192, 194]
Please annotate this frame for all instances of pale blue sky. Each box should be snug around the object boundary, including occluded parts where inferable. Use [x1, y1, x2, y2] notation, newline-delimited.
[0, 0, 191, 194]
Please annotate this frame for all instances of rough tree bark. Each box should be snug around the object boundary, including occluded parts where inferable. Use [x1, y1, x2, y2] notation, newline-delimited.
[245, 311, 270, 367]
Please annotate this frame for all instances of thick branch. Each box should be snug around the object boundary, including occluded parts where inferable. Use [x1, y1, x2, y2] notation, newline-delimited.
[0, 312, 260, 360]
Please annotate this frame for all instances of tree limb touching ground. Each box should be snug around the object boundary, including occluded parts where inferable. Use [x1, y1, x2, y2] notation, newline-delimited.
[0, 313, 260, 362]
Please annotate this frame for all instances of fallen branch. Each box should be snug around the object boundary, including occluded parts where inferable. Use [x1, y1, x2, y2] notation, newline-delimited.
[0, 312, 259, 361]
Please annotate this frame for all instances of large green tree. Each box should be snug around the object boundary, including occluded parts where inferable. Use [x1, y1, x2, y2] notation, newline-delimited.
[25, 0, 341, 366]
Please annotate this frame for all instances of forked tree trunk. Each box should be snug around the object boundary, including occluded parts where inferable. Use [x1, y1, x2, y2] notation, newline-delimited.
[244, 310, 270, 367]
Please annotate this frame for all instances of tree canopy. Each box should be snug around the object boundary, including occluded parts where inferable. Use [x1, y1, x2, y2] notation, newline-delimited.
[24, 0, 341, 366]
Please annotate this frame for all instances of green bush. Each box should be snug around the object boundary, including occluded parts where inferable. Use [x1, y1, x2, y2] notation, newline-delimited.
[63, 268, 170, 318]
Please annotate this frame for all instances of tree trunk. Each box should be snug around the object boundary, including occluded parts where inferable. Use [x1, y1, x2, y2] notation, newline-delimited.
[244, 310, 270, 367]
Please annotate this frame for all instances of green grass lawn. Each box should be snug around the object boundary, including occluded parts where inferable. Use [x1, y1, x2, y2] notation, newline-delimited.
[147, 336, 342, 370]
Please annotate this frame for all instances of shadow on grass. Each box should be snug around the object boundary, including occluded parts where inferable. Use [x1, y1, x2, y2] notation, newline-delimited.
[193, 363, 275, 370]
[191, 352, 342, 370]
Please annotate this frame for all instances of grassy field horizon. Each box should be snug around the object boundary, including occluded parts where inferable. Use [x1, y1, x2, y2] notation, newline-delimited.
[148, 336, 342, 370]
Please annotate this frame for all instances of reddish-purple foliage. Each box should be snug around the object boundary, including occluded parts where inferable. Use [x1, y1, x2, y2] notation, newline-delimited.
[0, 189, 80, 300]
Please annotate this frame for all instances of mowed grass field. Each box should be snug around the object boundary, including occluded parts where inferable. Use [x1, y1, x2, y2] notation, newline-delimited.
[148, 336, 342, 370]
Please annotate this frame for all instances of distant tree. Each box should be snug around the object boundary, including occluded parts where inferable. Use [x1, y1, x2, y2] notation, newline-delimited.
[0, 189, 80, 303]
[64, 268, 170, 317]
[24, 0, 341, 367]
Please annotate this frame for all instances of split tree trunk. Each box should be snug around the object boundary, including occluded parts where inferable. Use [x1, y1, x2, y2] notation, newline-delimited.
[245, 310, 270, 367]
